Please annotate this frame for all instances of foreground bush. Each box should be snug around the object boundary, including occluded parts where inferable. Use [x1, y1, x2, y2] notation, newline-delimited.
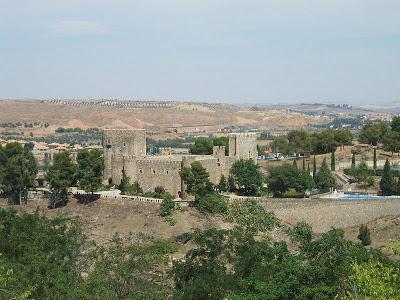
[159, 194, 176, 217]
[225, 199, 280, 232]
[0, 208, 176, 300]
[172, 226, 393, 300]
[0, 209, 84, 299]
[197, 193, 228, 214]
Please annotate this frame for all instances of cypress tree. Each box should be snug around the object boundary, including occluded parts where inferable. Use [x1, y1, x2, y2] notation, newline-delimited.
[313, 155, 317, 178]
[302, 157, 306, 170]
[293, 159, 298, 168]
[331, 151, 336, 171]
[358, 224, 371, 246]
[396, 177, 400, 196]
[373, 147, 377, 173]
[315, 158, 336, 191]
[217, 175, 228, 193]
[379, 159, 394, 195]
[351, 152, 356, 168]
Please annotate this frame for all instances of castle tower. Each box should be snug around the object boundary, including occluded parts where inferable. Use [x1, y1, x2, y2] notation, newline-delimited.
[102, 129, 146, 184]
[228, 133, 258, 162]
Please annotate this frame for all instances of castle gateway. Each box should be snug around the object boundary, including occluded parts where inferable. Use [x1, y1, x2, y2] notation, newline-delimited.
[103, 129, 257, 198]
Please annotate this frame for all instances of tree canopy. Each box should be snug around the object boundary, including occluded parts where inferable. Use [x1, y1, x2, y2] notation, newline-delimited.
[45, 151, 76, 208]
[189, 136, 230, 155]
[230, 159, 263, 196]
[180, 161, 214, 199]
[267, 163, 315, 197]
[76, 148, 104, 194]
[314, 158, 336, 190]
[380, 159, 395, 195]
[0, 143, 37, 204]
[269, 128, 352, 156]
[359, 122, 390, 146]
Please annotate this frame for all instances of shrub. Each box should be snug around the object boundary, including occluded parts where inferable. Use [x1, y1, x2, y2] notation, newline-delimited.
[225, 199, 279, 232]
[358, 224, 371, 246]
[366, 176, 375, 187]
[154, 186, 166, 195]
[288, 221, 313, 247]
[164, 216, 176, 226]
[197, 194, 228, 214]
[283, 190, 306, 198]
[159, 195, 175, 217]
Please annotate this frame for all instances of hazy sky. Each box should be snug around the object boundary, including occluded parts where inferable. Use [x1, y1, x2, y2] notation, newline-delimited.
[1, 0, 399, 104]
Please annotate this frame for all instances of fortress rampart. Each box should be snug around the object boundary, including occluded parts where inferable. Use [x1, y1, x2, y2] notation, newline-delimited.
[103, 129, 257, 198]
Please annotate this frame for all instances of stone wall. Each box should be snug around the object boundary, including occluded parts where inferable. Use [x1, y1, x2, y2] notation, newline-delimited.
[136, 158, 182, 196]
[103, 129, 146, 183]
[229, 133, 258, 162]
[103, 129, 257, 198]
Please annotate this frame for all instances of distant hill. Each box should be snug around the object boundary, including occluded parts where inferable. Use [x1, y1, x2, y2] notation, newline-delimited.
[0, 99, 392, 134]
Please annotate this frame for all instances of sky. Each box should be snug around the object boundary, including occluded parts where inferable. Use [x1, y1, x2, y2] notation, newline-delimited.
[0, 0, 399, 104]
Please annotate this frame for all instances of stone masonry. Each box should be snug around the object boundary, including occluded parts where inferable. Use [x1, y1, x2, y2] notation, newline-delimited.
[103, 129, 257, 198]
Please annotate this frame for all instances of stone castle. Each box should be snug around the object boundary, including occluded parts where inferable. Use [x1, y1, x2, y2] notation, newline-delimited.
[103, 129, 257, 198]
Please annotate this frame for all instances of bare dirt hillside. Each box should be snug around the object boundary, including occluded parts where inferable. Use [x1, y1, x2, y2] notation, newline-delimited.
[2, 197, 399, 253]
[0, 99, 326, 131]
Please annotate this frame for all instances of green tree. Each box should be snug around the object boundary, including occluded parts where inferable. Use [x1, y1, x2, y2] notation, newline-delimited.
[268, 164, 314, 197]
[227, 175, 236, 193]
[287, 130, 310, 155]
[351, 152, 356, 168]
[353, 160, 370, 185]
[331, 151, 336, 171]
[313, 129, 338, 154]
[118, 169, 130, 194]
[0, 209, 84, 299]
[159, 194, 175, 217]
[347, 260, 400, 299]
[288, 221, 313, 248]
[189, 137, 213, 155]
[297, 169, 316, 193]
[313, 155, 317, 178]
[81, 235, 177, 299]
[396, 177, 400, 196]
[380, 159, 394, 195]
[76, 148, 104, 194]
[43, 152, 50, 171]
[0, 143, 37, 204]
[334, 129, 353, 149]
[217, 174, 228, 192]
[225, 199, 279, 233]
[358, 224, 371, 246]
[257, 144, 265, 156]
[373, 147, 377, 172]
[45, 151, 76, 208]
[383, 131, 400, 156]
[180, 161, 213, 199]
[314, 158, 336, 190]
[172, 226, 373, 300]
[270, 137, 290, 154]
[213, 136, 229, 155]
[230, 159, 263, 196]
[197, 194, 228, 214]
[359, 123, 390, 146]
[126, 181, 143, 196]
[0, 253, 35, 300]
[292, 159, 298, 168]
[391, 116, 400, 132]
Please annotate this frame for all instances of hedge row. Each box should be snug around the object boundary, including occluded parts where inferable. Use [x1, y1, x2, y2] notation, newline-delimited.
[343, 168, 400, 177]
